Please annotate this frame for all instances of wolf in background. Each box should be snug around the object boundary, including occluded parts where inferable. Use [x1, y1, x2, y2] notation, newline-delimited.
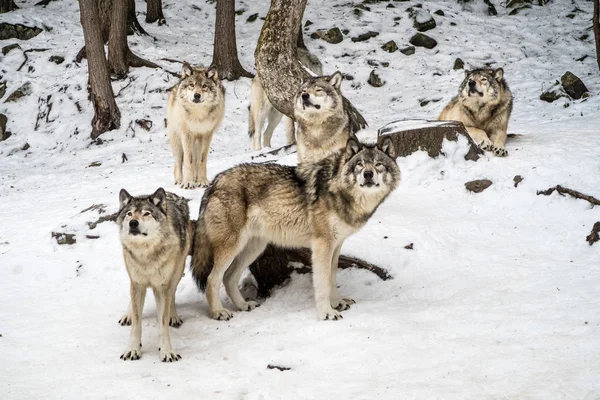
[248, 47, 323, 151]
[167, 62, 225, 189]
[438, 67, 513, 157]
[117, 188, 192, 362]
[191, 137, 400, 321]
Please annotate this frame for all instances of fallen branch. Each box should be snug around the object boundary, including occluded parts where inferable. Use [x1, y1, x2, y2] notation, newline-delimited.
[537, 185, 600, 206]
[17, 48, 50, 72]
[87, 212, 118, 230]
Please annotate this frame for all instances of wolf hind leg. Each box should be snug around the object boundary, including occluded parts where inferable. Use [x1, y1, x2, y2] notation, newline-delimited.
[206, 237, 245, 321]
[195, 134, 212, 187]
[223, 238, 268, 312]
[262, 107, 283, 148]
[168, 255, 186, 328]
[284, 116, 296, 145]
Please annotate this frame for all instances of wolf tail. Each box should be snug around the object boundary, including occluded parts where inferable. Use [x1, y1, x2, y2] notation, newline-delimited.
[190, 216, 214, 292]
[248, 104, 256, 138]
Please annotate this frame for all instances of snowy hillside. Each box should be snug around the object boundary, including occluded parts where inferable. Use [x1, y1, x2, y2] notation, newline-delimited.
[1, 0, 600, 398]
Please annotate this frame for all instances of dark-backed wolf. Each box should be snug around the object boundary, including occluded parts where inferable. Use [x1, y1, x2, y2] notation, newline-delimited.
[248, 48, 323, 151]
[191, 137, 400, 321]
[438, 67, 513, 157]
[117, 188, 192, 362]
[167, 62, 225, 189]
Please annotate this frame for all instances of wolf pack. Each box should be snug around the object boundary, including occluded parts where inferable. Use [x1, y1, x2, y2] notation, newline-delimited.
[116, 46, 513, 362]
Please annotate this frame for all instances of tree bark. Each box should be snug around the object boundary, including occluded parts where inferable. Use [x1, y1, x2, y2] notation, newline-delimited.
[127, 0, 148, 35]
[79, 0, 120, 139]
[0, 0, 18, 13]
[211, 0, 253, 80]
[146, 0, 166, 25]
[594, 0, 600, 70]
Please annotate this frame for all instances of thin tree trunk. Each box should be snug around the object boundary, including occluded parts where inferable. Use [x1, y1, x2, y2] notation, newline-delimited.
[0, 0, 18, 13]
[108, 0, 129, 78]
[146, 0, 166, 25]
[127, 0, 149, 35]
[78, 0, 120, 139]
[594, 0, 600, 70]
[211, 0, 253, 80]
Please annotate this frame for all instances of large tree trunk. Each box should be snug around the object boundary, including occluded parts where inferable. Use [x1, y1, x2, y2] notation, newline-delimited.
[146, 0, 166, 25]
[594, 0, 600, 70]
[211, 0, 253, 80]
[78, 0, 120, 139]
[0, 0, 18, 13]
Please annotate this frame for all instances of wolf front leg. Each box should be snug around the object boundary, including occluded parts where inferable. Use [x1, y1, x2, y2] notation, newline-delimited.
[154, 285, 181, 362]
[195, 133, 213, 187]
[488, 129, 509, 157]
[465, 126, 493, 151]
[329, 243, 355, 311]
[120, 282, 145, 360]
[169, 131, 184, 185]
[180, 132, 197, 189]
[312, 239, 343, 320]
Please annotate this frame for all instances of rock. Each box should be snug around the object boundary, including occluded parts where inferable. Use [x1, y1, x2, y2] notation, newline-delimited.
[351, 31, 379, 42]
[246, 13, 258, 22]
[386, 3, 395, 8]
[0, 23, 42, 40]
[49, 55, 64, 64]
[586, 222, 600, 246]
[52, 232, 76, 245]
[453, 58, 465, 70]
[21, 142, 30, 151]
[2, 43, 20, 55]
[412, 9, 436, 32]
[561, 71, 589, 99]
[381, 40, 398, 53]
[409, 33, 437, 49]
[135, 119, 152, 131]
[322, 27, 343, 44]
[513, 175, 524, 187]
[5, 82, 32, 103]
[304, 20, 313, 28]
[434, 10, 445, 16]
[483, 0, 497, 15]
[400, 46, 416, 55]
[540, 89, 563, 103]
[0, 81, 6, 99]
[465, 179, 493, 193]
[368, 70, 384, 87]
[0, 113, 10, 142]
[404, 243, 414, 250]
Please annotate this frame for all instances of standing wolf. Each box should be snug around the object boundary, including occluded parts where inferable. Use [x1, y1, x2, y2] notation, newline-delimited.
[167, 62, 225, 189]
[117, 188, 192, 362]
[294, 71, 355, 164]
[191, 137, 400, 321]
[438, 68, 513, 157]
[248, 48, 323, 151]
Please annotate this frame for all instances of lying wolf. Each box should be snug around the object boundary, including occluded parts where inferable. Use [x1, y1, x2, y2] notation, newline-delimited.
[117, 188, 192, 362]
[438, 68, 513, 157]
[191, 137, 400, 321]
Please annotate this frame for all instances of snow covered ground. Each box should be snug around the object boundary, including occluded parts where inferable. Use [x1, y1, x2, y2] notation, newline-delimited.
[1, 0, 600, 398]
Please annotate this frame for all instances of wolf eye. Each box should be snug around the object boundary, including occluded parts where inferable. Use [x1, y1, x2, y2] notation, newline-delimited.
[315, 89, 323, 93]
[375, 163, 382, 168]
[142, 211, 151, 217]
[126, 211, 132, 217]
[202, 84, 208, 89]
[481, 78, 488, 83]
[357, 160, 364, 167]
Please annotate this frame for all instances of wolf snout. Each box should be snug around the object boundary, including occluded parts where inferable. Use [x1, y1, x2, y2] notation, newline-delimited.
[193, 93, 201, 103]
[301, 92, 310, 101]
[468, 80, 476, 89]
[129, 220, 139, 229]
[363, 170, 374, 180]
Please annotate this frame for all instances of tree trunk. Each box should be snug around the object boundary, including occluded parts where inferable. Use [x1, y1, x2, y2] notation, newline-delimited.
[78, 0, 120, 139]
[0, 0, 18, 13]
[296, 5, 307, 50]
[211, 0, 253, 80]
[127, 0, 149, 35]
[108, 0, 129, 78]
[594, 0, 600, 70]
[255, 0, 367, 133]
[146, 0, 166, 25]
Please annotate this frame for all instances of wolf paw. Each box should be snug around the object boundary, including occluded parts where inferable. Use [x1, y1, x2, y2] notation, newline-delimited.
[239, 301, 260, 312]
[159, 349, 182, 363]
[120, 349, 141, 361]
[492, 147, 508, 157]
[118, 314, 131, 326]
[479, 140, 494, 151]
[332, 297, 355, 311]
[181, 181, 198, 190]
[169, 315, 183, 328]
[196, 179, 210, 188]
[211, 309, 233, 321]
[318, 308, 343, 321]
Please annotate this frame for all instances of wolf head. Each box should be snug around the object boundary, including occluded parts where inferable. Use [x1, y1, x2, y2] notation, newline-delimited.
[342, 137, 400, 195]
[117, 188, 168, 244]
[176, 62, 223, 106]
[458, 68, 506, 104]
[294, 72, 344, 121]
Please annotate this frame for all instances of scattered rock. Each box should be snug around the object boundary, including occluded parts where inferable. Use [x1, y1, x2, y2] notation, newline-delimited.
[0, 23, 42, 40]
[246, 13, 258, 23]
[434, 10, 445, 16]
[0, 81, 6, 99]
[21, 142, 30, 151]
[483, 0, 497, 15]
[135, 119, 152, 131]
[0, 113, 10, 142]
[412, 9, 436, 32]
[386, 3, 395, 8]
[404, 243, 414, 250]
[2, 43, 21, 55]
[367, 70, 384, 87]
[235, 8, 245, 15]
[122, 153, 128, 163]
[5, 82, 32, 103]
[409, 33, 437, 49]
[320, 28, 344, 44]
[49, 55, 64, 64]
[87, 161, 102, 168]
[575, 55, 588, 62]
[400, 46, 415, 55]
[52, 232, 76, 245]
[465, 179, 493, 193]
[561, 71, 589, 100]
[351, 31, 379, 42]
[381, 40, 398, 53]
[267, 364, 291, 371]
[304, 20, 313, 28]
[453, 58, 465, 70]
[513, 175, 524, 187]
[353, 8, 363, 17]
[586, 222, 600, 246]
[419, 98, 441, 107]
[540, 87, 563, 103]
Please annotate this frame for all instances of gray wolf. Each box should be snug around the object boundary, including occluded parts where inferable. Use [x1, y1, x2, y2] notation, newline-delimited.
[167, 62, 225, 188]
[294, 71, 354, 164]
[117, 188, 192, 362]
[438, 68, 513, 157]
[248, 48, 323, 151]
[191, 137, 400, 321]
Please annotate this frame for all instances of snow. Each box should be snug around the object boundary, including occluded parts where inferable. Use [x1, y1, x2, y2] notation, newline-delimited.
[1, 0, 600, 398]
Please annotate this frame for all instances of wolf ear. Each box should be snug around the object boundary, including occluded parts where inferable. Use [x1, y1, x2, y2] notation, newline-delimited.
[379, 137, 396, 159]
[181, 62, 193, 79]
[119, 189, 132, 209]
[329, 71, 343, 89]
[150, 188, 167, 211]
[345, 137, 361, 160]
[207, 65, 219, 83]
[494, 68, 504, 81]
